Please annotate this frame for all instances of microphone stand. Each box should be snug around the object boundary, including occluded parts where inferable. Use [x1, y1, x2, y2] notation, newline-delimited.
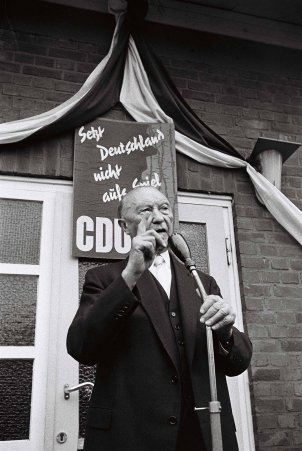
[169, 233, 223, 451]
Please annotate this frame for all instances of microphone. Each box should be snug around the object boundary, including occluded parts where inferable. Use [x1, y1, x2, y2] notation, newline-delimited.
[168, 232, 196, 270]
[168, 232, 207, 300]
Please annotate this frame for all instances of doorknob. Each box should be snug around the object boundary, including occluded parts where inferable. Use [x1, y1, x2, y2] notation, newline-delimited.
[64, 382, 94, 400]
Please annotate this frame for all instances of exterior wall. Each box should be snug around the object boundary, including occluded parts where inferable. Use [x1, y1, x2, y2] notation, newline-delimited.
[1, 3, 302, 450]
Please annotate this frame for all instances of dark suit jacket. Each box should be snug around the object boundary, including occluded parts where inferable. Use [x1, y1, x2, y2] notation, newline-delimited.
[67, 252, 252, 451]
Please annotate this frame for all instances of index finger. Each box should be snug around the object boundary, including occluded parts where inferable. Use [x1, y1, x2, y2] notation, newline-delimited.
[137, 213, 152, 235]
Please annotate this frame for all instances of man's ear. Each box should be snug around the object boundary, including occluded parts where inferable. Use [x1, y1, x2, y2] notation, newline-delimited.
[118, 218, 129, 235]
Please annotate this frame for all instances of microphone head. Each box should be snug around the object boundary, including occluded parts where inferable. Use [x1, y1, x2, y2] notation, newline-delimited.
[168, 232, 193, 265]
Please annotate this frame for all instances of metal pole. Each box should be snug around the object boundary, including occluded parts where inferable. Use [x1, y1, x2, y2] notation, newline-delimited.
[191, 268, 223, 451]
[168, 232, 223, 450]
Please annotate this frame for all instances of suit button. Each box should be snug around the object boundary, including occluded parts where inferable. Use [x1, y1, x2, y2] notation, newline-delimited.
[175, 324, 181, 330]
[169, 416, 177, 425]
[171, 375, 178, 384]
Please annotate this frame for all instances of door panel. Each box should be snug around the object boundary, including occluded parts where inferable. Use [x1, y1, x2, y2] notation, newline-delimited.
[178, 193, 255, 451]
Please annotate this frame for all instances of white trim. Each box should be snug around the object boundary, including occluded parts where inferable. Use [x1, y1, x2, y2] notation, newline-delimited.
[0, 347, 35, 359]
[0, 264, 40, 275]
[28, 191, 56, 448]
[0, 175, 73, 187]
[0, 187, 46, 201]
[0, 442, 31, 451]
[221, 205, 256, 451]
[178, 191, 232, 205]
[44, 190, 79, 451]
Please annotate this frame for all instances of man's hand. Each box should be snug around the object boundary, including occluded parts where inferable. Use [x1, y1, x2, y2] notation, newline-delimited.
[199, 294, 236, 342]
[122, 214, 166, 290]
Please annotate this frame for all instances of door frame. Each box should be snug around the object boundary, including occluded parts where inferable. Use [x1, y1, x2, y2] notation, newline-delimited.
[178, 191, 255, 451]
[0, 176, 78, 451]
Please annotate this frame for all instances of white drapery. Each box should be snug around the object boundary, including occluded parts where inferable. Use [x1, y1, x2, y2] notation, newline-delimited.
[120, 37, 302, 246]
[0, 27, 301, 246]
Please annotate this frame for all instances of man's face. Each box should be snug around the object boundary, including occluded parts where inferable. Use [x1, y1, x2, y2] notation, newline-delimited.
[119, 188, 174, 250]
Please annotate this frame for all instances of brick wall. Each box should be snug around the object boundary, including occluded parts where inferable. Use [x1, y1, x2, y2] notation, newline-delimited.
[1, 3, 302, 449]
[0, 1, 114, 178]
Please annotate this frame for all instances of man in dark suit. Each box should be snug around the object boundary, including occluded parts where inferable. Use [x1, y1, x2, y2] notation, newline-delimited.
[67, 186, 252, 451]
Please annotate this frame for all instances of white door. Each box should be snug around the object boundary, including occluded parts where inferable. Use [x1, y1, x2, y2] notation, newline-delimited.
[178, 192, 255, 451]
[0, 177, 78, 451]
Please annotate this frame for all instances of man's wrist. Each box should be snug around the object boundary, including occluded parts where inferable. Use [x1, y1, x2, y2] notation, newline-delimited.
[122, 268, 140, 291]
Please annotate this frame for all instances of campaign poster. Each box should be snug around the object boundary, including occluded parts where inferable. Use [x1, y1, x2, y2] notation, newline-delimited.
[72, 118, 177, 259]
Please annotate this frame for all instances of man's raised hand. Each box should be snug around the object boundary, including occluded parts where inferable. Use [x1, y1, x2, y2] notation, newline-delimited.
[122, 214, 166, 290]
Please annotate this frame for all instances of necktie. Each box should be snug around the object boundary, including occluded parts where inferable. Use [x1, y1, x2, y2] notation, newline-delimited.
[152, 255, 171, 298]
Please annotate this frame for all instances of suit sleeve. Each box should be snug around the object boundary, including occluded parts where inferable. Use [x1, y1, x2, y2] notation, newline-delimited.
[67, 267, 140, 365]
[208, 275, 253, 377]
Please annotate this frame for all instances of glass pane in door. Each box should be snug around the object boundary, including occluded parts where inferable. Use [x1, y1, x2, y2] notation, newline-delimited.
[0, 359, 33, 440]
[0, 199, 42, 264]
[0, 274, 38, 346]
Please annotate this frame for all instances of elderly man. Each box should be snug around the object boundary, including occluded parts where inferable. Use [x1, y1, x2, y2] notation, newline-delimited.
[67, 186, 252, 451]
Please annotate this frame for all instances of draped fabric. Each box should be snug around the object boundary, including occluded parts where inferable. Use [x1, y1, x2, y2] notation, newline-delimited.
[0, 1, 301, 246]
[131, 29, 241, 159]
[120, 37, 302, 246]
[0, 14, 129, 145]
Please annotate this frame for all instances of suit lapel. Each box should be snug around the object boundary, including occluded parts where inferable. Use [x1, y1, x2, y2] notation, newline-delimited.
[136, 269, 179, 370]
[119, 253, 208, 371]
[171, 253, 204, 368]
